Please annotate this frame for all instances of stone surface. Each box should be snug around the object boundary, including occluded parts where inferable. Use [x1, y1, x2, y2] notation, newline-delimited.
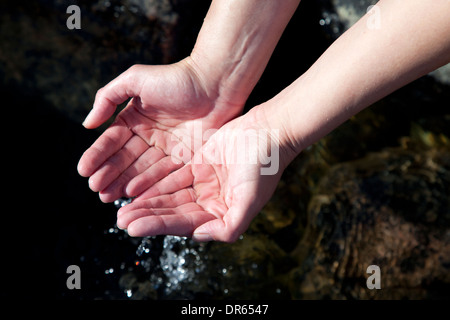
[290, 143, 450, 299]
[3, 0, 449, 300]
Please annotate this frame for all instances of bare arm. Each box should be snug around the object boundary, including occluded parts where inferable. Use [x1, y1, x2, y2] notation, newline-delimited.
[107, 0, 450, 242]
[261, 0, 450, 160]
[78, 0, 300, 204]
[188, 0, 301, 108]
[82, 0, 300, 129]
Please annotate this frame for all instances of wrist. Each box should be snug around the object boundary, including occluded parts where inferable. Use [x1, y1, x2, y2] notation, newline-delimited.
[247, 102, 302, 173]
[187, 0, 301, 110]
[186, 51, 250, 109]
[252, 72, 338, 167]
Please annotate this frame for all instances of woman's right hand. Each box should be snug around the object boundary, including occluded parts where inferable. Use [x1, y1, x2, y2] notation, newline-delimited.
[77, 58, 244, 203]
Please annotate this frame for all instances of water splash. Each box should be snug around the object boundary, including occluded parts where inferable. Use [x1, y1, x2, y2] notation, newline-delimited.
[114, 197, 133, 208]
[160, 236, 206, 296]
[114, 198, 209, 298]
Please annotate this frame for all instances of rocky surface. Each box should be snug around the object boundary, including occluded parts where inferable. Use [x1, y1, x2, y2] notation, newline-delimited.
[114, 121, 450, 300]
[289, 143, 450, 299]
[3, 0, 449, 300]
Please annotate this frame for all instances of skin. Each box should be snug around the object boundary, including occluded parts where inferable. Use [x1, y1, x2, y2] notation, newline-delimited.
[78, 0, 300, 204]
[79, 0, 450, 242]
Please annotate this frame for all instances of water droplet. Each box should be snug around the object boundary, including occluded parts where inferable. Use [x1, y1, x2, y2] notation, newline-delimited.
[126, 289, 132, 298]
[114, 197, 133, 208]
[105, 267, 114, 274]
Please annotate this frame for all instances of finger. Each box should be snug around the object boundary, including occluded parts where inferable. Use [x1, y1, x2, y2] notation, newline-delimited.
[120, 146, 167, 178]
[88, 135, 148, 193]
[134, 164, 194, 200]
[125, 206, 217, 238]
[99, 147, 167, 202]
[82, 65, 144, 129]
[117, 198, 198, 230]
[78, 117, 132, 177]
[192, 206, 249, 243]
[125, 156, 187, 198]
[193, 186, 259, 243]
[117, 188, 196, 216]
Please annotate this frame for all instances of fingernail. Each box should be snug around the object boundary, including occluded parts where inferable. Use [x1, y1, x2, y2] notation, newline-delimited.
[193, 232, 213, 242]
[82, 109, 94, 127]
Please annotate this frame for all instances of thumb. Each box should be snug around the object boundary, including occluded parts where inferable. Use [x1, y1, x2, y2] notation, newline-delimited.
[82, 65, 144, 129]
[193, 205, 253, 243]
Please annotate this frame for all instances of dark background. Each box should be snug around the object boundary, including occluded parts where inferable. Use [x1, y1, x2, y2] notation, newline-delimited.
[0, 0, 328, 299]
[1, 0, 448, 300]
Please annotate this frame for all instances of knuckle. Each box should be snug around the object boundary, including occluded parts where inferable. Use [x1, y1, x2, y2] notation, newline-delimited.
[125, 64, 142, 78]
[95, 86, 106, 100]
[128, 64, 141, 72]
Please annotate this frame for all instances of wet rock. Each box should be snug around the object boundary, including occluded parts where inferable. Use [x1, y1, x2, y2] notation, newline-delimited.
[7, 0, 448, 300]
[117, 233, 293, 299]
[119, 272, 158, 300]
[204, 234, 293, 299]
[429, 66, 450, 87]
[118, 235, 214, 299]
[290, 143, 450, 299]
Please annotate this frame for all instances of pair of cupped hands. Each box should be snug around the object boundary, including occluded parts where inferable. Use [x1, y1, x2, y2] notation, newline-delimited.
[78, 58, 290, 242]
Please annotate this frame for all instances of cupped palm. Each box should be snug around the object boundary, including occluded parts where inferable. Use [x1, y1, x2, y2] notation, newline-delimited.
[78, 59, 243, 203]
[116, 109, 286, 242]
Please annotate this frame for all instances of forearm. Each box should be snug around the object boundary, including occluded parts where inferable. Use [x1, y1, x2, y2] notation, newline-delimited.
[262, 0, 450, 161]
[189, 0, 300, 107]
